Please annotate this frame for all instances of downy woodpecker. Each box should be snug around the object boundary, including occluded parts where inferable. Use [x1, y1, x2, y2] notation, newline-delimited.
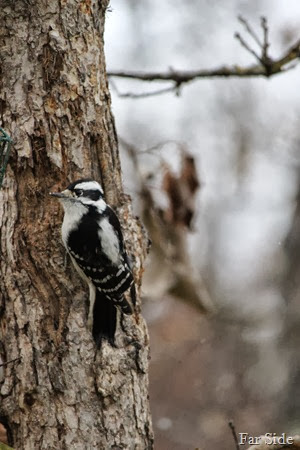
[50, 179, 135, 345]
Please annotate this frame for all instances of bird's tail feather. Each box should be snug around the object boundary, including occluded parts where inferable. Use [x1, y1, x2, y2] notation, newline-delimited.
[112, 284, 136, 315]
[93, 290, 117, 347]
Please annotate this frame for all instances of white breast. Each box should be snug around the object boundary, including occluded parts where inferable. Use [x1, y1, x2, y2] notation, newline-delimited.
[61, 201, 87, 246]
[98, 217, 120, 265]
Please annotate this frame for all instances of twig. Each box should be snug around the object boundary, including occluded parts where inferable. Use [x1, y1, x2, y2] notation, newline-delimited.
[120, 137, 185, 155]
[236, 15, 266, 64]
[109, 78, 179, 98]
[228, 420, 240, 450]
[238, 15, 263, 48]
[235, 32, 262, 64]
[237, 16, 272, 74]
[261, 16, 270, 63]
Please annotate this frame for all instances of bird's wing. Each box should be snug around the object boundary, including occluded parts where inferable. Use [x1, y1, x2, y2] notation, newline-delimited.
[67, 206, 134, 310]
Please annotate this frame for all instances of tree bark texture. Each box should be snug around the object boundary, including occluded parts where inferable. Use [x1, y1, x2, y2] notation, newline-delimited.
[0, 1, 153, 448]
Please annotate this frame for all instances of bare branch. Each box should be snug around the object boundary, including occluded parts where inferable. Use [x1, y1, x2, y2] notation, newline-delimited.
[109, 78, 178, 98]
[261, 16, 270, 63]
[234, 32, 262, 64]
[120, 136, 185, 156]
[238, 15, 263, 48]
[235, 16, 274, 72]
[228, 421, 240, 450]
[108, 16, 300, 98]
[108, 38, 300, 81]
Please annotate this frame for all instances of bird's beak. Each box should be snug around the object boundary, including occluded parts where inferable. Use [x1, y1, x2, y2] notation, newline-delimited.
[49, 192, 65, 198]
[49, 189, 72, 199]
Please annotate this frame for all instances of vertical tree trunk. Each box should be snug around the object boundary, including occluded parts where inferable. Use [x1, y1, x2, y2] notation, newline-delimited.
[0, 1, 153, 448]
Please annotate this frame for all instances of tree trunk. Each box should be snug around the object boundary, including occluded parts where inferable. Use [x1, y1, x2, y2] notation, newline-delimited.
[0, 1, 153, 448]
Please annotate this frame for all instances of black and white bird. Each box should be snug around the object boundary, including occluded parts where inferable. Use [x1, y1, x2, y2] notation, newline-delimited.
[50, 178, 136, 346]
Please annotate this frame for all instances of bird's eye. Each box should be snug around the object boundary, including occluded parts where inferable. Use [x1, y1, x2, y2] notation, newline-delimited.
[75, 189, 83, 197]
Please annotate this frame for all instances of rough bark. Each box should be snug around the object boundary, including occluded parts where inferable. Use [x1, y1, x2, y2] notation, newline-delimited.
[0, 1, 153, 449]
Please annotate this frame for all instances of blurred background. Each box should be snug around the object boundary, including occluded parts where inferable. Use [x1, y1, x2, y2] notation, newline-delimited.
[105, 1, 300, 449]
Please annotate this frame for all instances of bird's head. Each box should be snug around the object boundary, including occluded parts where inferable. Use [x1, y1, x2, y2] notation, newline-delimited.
[50, 179, 106, 211]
